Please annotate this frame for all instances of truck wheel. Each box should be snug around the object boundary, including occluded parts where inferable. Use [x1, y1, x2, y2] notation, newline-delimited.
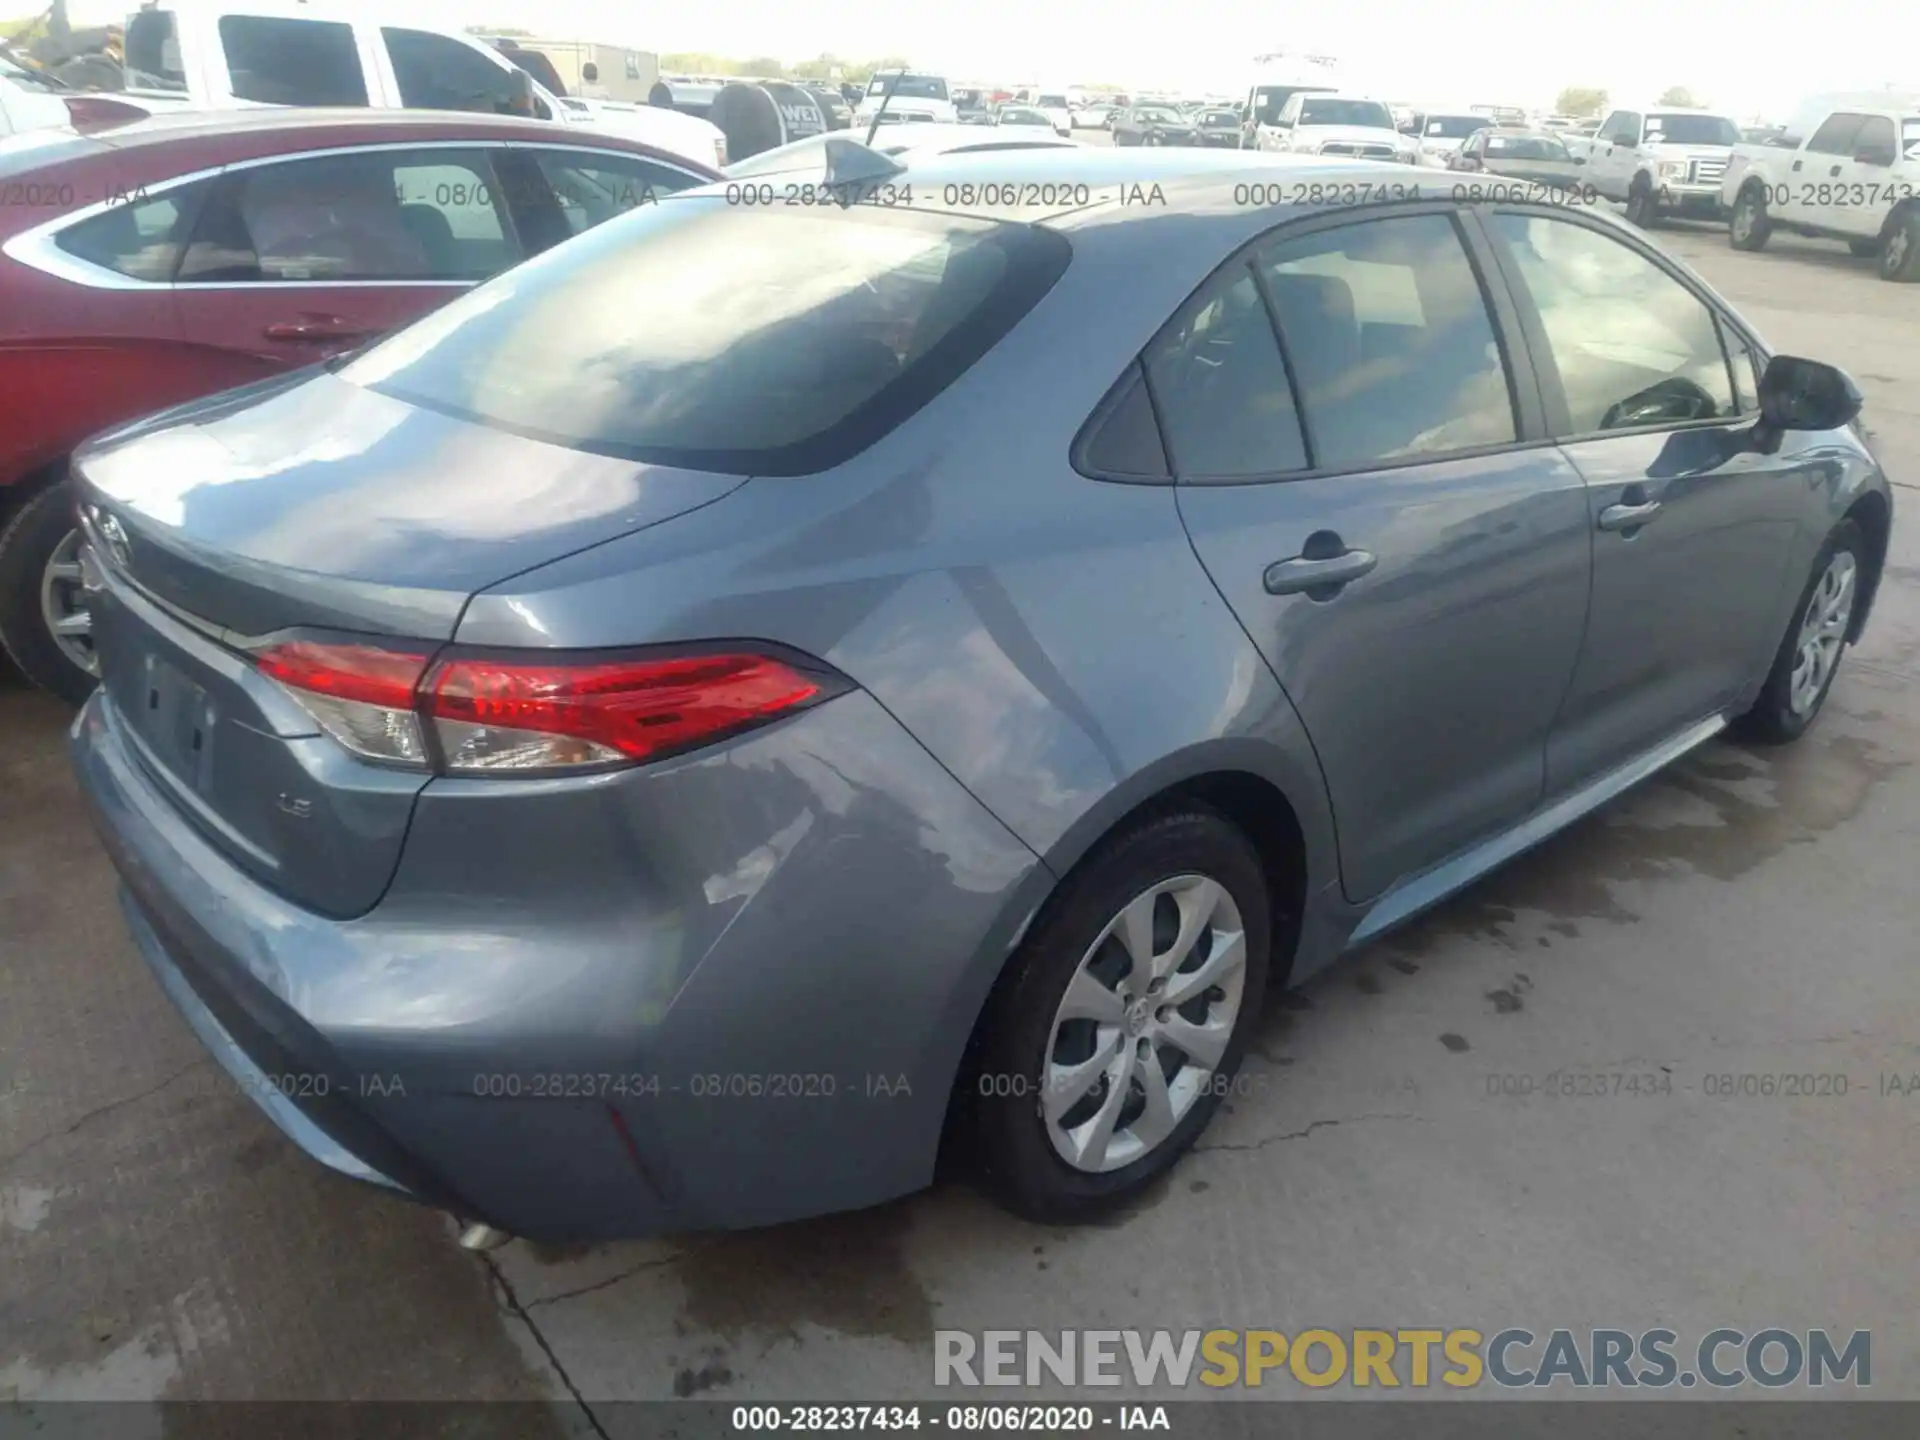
[1848, 237, 1881, 258]
[1728, 185, 1772, 251]
[1625, 177, 1659, 227]
[0, 477, 98, 707]
[1880, 211, 1920, 282]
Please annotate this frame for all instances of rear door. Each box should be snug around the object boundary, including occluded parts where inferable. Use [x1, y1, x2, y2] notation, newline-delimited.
[173, 144, 523, 386]
[1479, 207, 1814, 793]
[1171, 207, 1593, 902]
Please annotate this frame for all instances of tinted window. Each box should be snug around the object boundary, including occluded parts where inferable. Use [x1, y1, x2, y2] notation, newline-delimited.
[1643, 113, 1740, 146]
[1600, 111, 1640, 143]
[1257, 214, 1515, 469]
[1079, 364, 1169, 479]
[179, 149, 515, 282]
[122, 8, 187, 93]
[1424, 115, 1483, 138]
[1487, 135, 1572, 160]
[55, 184, 206, 281]
[1807, 113, 1866, 156]
[1146, 268, 1306, 477]
[1854, 115, 1898, 160]
[1493, 213, 1735, 433]
[218, 16, 368, 106]
[384, 28, 516, 113]
[340, 201, 1068, 475]
[865, 75, 947, 101]
[526, 151, 701, 238]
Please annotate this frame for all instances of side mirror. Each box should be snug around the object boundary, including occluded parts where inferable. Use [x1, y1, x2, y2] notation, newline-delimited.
[1755, 355, 1862, 447]
[506, 67, 536, 117]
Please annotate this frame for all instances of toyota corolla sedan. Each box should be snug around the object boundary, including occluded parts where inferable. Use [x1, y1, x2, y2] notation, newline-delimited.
[0, 108, 719, 706]
[70, 146, 1890, 1242]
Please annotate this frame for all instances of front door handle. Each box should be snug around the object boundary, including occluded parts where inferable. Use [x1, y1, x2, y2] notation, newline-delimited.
[263, 316, 375, 344]
[1597, 499, 1662, 532]
[1264, 546, 1377, 596]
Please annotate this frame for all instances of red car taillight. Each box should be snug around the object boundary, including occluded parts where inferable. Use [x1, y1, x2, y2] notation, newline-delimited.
[254, 640, 841, 774]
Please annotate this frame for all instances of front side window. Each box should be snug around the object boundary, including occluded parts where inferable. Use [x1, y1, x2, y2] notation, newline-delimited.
[218, 16, 368, 106]
[1600, 111, 1641, 144]
[55, 184, 205, 281]
[1146, 268, 1306, 478]
[122, 7, 187, 93]
[384, 28, 519, 114]
[1257, 214, 1516, 469]
[1806, 113, 1866, 156]
[339, 200, 1068, 474]
[178, 149, 513, 282]
[1492, 213, 1735, 434]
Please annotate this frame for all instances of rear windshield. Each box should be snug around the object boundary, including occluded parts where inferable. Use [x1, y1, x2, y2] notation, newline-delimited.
[1298, 98, 1394, 129]
[867, 75, 948, 101]
[1423, 115, 1482, 138]
[1644, 113, 1739, 146]
[340, 199, 1069, 476]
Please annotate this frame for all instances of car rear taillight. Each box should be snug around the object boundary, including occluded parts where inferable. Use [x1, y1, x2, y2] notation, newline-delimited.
[255, 640, 433, 766]
[255, 640, 842, 775]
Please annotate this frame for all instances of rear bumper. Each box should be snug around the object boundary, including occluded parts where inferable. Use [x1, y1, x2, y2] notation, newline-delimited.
[72, 684, 1045, 1240]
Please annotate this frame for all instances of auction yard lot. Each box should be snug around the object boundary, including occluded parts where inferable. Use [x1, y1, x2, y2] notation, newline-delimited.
[3, 214, 1919, 1424]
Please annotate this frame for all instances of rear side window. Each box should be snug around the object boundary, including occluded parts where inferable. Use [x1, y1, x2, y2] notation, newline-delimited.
[1146, 268, 1306, 477]
[340, 201, 1069, 475]
[525, 150, 704, 239]
[218, 16, 368, 107]
[1256, 214, 1516, 469]
[55, 184, 208, 282]
[178, 149, 516, 282]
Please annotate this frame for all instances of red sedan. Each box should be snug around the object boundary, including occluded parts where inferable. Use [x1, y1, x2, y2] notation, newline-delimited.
[0, 108, 719, 701]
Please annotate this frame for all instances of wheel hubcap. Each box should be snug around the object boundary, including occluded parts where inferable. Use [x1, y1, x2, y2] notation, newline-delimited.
[1890, 228, 1910, 270]
[1788, 551, 1856, 716]
[1041, 874, 1247, 1174]
[40, 527, 98, 678]
[1733, 201, 1753, 241]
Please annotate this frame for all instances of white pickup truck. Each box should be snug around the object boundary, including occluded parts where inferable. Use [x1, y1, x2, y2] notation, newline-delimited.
[1581, 106, 1741, 225]
[115, 2, 727, 170]
[1720, 94, 1920, 282]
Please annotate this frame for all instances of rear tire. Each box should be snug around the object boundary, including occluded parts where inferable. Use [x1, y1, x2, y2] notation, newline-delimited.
[1880, 210, 1920, 282]
[1734, 520, 1865, 745]
[1729, 185, 1772, 250]
[970, 808, 1271, 1224]
[0, 477, 97, 707]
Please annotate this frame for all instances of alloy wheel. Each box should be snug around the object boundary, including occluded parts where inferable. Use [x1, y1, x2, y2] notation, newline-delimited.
[1788, 550, 1856, 716]
[39, 527, 97, 678]
[1041, 874, 1246, 1173]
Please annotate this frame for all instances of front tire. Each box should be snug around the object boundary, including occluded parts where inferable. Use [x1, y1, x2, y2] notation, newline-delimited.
[1734, 520, 1865, 745]
[1625, 178, 1659, 227]
[0, 477, 98, 707]
[1880, 210, 1920, 282]
[970, 808, 1271, 1224]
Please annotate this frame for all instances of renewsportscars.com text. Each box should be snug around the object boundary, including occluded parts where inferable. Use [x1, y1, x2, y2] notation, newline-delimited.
[934, 1327, 1870, 1390]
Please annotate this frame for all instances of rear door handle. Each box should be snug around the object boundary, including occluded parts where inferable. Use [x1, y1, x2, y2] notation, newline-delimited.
[1829, 164, 1843, 177]
[1597, 500, 1662, 532]
[263, 317, 374, 343]
[1263, 548, 1377, 596]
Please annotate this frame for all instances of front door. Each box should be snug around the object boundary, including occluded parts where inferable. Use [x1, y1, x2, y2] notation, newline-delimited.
[1481, 208, 1815, 794]
[1169, 210, 1593, 901]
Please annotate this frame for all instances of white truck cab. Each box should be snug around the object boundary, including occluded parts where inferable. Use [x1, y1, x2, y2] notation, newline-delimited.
[853, 72, 957, 127]
[1259, 90, 1418, 163]
[1720, 92, 1920, 281]
[116, 2, 727, 169]
[1582, 105, 1740, 225]
[1241, 51, 1341, 151]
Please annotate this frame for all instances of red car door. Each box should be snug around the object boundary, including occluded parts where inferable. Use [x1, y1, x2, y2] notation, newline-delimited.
[172, 145, 525, 388]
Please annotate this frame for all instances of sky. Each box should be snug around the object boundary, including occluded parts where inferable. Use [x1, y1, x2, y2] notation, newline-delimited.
[50, 0, 1920, 121]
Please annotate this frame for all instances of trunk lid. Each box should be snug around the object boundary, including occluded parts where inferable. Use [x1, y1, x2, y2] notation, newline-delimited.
[73, 370, 746, 916]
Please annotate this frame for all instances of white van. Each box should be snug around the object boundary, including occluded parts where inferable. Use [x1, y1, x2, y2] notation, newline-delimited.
[116, 2, 726, 169]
